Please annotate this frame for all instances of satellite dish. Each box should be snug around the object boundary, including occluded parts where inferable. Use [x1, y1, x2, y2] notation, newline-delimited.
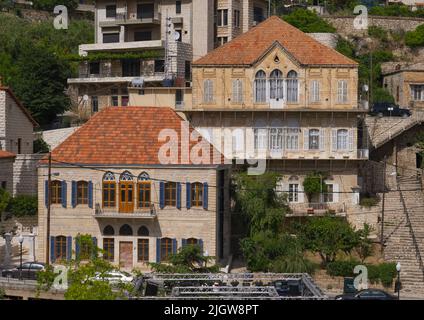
[82, 94, 89, 101]
[174, 31, 180, 41]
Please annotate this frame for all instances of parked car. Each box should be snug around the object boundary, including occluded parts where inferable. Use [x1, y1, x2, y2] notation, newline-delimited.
[369, 102, 411, 118]
[1, 262, 45, 280]
[92, 270, 134, 285]
[335, 289, 397, 300]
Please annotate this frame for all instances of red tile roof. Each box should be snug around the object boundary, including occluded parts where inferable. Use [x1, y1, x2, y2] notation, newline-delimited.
[0, 150, 16, 159]
[193, 16, 358, 67]
[0, 87, 38, 127]
[42, 107, 225, 166]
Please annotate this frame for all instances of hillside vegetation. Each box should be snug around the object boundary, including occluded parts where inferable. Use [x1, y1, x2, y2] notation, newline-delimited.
[0, 12, 93, 126]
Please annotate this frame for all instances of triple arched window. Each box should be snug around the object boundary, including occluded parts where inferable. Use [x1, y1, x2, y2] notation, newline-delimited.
[254, 69, 299, 103]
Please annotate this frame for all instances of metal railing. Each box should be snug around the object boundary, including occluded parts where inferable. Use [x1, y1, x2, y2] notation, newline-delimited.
[94, 203, 157, 217]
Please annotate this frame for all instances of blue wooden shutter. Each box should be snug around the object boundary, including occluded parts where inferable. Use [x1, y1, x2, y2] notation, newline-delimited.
[176, 183, 181, 209]
[45, 180, 49, 207]
[71, 181, 77, 208]
[159, 182, 165, 209]
[186, 182, 191, 209]
[182, 238, 187, 247]
[88, 181, 93, 208]
[172, 238, 177, 254]
[156, 238, 161, 263]
[203, 182, 208, 210]
[50, 236, 55, 263]
[66, 236, 72, 261]
[92, 237, 97, 260]
[61, 181, 67, 208]
[75, 236, 80, 261]
[199, 239, 204, 254]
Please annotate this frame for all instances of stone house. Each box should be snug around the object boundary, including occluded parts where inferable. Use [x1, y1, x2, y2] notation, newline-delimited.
[185, 16, 369, 226]
[382, 62, 424, 109]
[0, 78, 39, 196]
[36, 107, 231, 269]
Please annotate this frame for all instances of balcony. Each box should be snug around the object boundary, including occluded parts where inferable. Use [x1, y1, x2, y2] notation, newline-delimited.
[287, 202, 347, 217]
[79, 40, 164, 55]
[99, 12, 161, 27]
[94, 203, 157, 219]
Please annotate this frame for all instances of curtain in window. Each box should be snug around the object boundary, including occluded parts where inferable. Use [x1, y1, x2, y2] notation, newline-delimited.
[287, 70, 298, 103]
[254, 71, 267, 103]
[269, 69, 284, 99]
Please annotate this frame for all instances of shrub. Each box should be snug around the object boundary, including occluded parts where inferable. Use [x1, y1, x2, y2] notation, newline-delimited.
[405, 25, 424, 48]
[303, 172, 327, 203]
[326, 260, 360, 277]
[33, 138, 50, 153]
[368, 26, 388, 42]
[359, 197, 379, 208]
[282, 9, 336, 33]
[378, 263, 397, 288]
[7, 195, 37, 217]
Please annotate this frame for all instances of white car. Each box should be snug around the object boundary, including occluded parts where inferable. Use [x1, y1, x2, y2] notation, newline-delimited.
[92, 270, 134, 284]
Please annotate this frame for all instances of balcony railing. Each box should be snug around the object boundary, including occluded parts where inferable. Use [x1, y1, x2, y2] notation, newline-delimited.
[94, 203, 157, 218]
[288, 202, 347, 216]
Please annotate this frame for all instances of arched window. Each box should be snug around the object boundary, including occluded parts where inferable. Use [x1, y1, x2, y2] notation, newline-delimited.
[287, 70, 298, 102]
[103, 172, 116, 208]
[119, 224, 133, 236]
[137, 226, 149, 237]
[186, 238, 198, 246]
[103, 225, 115, 236]
[55, 236, 67, 261]
[120, 171, 133, 181]
[254, 70, 267, 103]
[191, 182, 203, 207]
[337, 129, 348, 150]
[77, 181, 88, 205]
[138, 172, 151, 209]
[51, 181, 62, 204]
[269, 69, 284, 99]
[165, 182, 176, 206]
[160, 238, 173, 261]
[203, 79, 214, 103]
[309, 129, 320, 150]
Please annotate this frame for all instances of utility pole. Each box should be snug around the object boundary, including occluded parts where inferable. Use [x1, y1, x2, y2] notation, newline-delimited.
[380, 156, 387, 252]
[46, 152, 52, 265]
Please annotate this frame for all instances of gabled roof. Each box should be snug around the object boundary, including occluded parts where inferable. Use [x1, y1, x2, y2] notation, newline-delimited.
[42, 107, 225, 166]
[193, 16, 358, 67]
[0, 86, 38, 127]
[0, 150, 16, 159]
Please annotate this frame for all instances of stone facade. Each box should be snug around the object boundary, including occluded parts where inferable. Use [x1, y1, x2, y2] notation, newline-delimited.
[13, 154, 46, 196]
[323, 15, 424, 37]
[36, 165, 231, 269]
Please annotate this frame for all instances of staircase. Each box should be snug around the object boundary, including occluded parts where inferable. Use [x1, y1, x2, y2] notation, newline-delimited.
[382, 174, 424, 297]
[365, 111, 424, 149]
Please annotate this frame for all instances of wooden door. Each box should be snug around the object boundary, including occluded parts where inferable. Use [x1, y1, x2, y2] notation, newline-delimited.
[119, 241, 133, 268]
[119, 182, 134, 213]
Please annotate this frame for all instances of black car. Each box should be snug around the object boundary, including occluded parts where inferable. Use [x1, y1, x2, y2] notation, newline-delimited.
[370, 103, 411, 118]
[1, 262, 45, 280]
[335, 289, 397, 300]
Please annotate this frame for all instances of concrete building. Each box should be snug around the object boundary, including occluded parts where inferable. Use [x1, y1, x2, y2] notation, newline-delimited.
[0, 78, 39, 195]
[382, 62, 424, 109]
[36, 107, 231, 269]
[186, 16, 368, 223]
[67, 0, 268, 114]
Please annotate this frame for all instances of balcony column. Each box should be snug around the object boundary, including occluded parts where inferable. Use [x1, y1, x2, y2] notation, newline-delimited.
[120, 26, 125, 43]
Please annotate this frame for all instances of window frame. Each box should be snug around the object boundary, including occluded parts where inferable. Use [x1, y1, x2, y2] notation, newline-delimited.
[77, 181, 89, 205]
[254, 70, 267, 103]
[337, 80, 348, 103]
[336, 129, 349, 150]
[55, 236, 67, 261]
[137, 238, 149, 262]
[309, 129, 320, 150]
[310, 80, 320, 103]
[105, 4, 117, 18]
[160, 238, 173, 261]
[203, 79, 214, 103]
[103, 238, 114, 261]
[323, 184, 334, 203]
[191, 182, 203, 207]
[103, 173, 116, 208]
[137, 181, 151, 209]
[288, 183, 299, 203]
[232, 79, 243, 103]
[164, 182, 177, 207]
[51, 181, 62, 205]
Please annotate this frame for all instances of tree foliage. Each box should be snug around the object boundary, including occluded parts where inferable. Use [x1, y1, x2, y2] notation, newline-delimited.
[297, 216, 359, 265]
[0, 13, 93, 126]
[7, 195, 38, 217]
[405, 24, 424, 48]
[282, 9, 336, 33]
[150, 244, 218, 273]
[32, 0, 79, 11]
[302, 172, 327, 203]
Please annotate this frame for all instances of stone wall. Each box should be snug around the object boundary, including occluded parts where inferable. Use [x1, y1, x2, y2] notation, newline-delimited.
[323, 15, 424, 37]
[13, 154, 45, 196]
[0, 157, 15, 194]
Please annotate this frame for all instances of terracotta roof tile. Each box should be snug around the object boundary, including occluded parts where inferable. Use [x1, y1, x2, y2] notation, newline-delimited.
[193, 16, 357, 67]
[0, 150, 16, 159]
[42, 107, 225, 166]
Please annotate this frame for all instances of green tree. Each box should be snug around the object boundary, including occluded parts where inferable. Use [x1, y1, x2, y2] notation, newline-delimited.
[282, 9, 336, 33]
[32, 0, 78, 11]
[150, 244, 218, 273]
[298, 216, 359, 266]
[355, 223, 374, 262]
[302, 172, 327, 203]
[33, 138, 50, 153]
[0, 188, 11, 237]
[7, 195, 38, 217]
[405, 25, 424, 48]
